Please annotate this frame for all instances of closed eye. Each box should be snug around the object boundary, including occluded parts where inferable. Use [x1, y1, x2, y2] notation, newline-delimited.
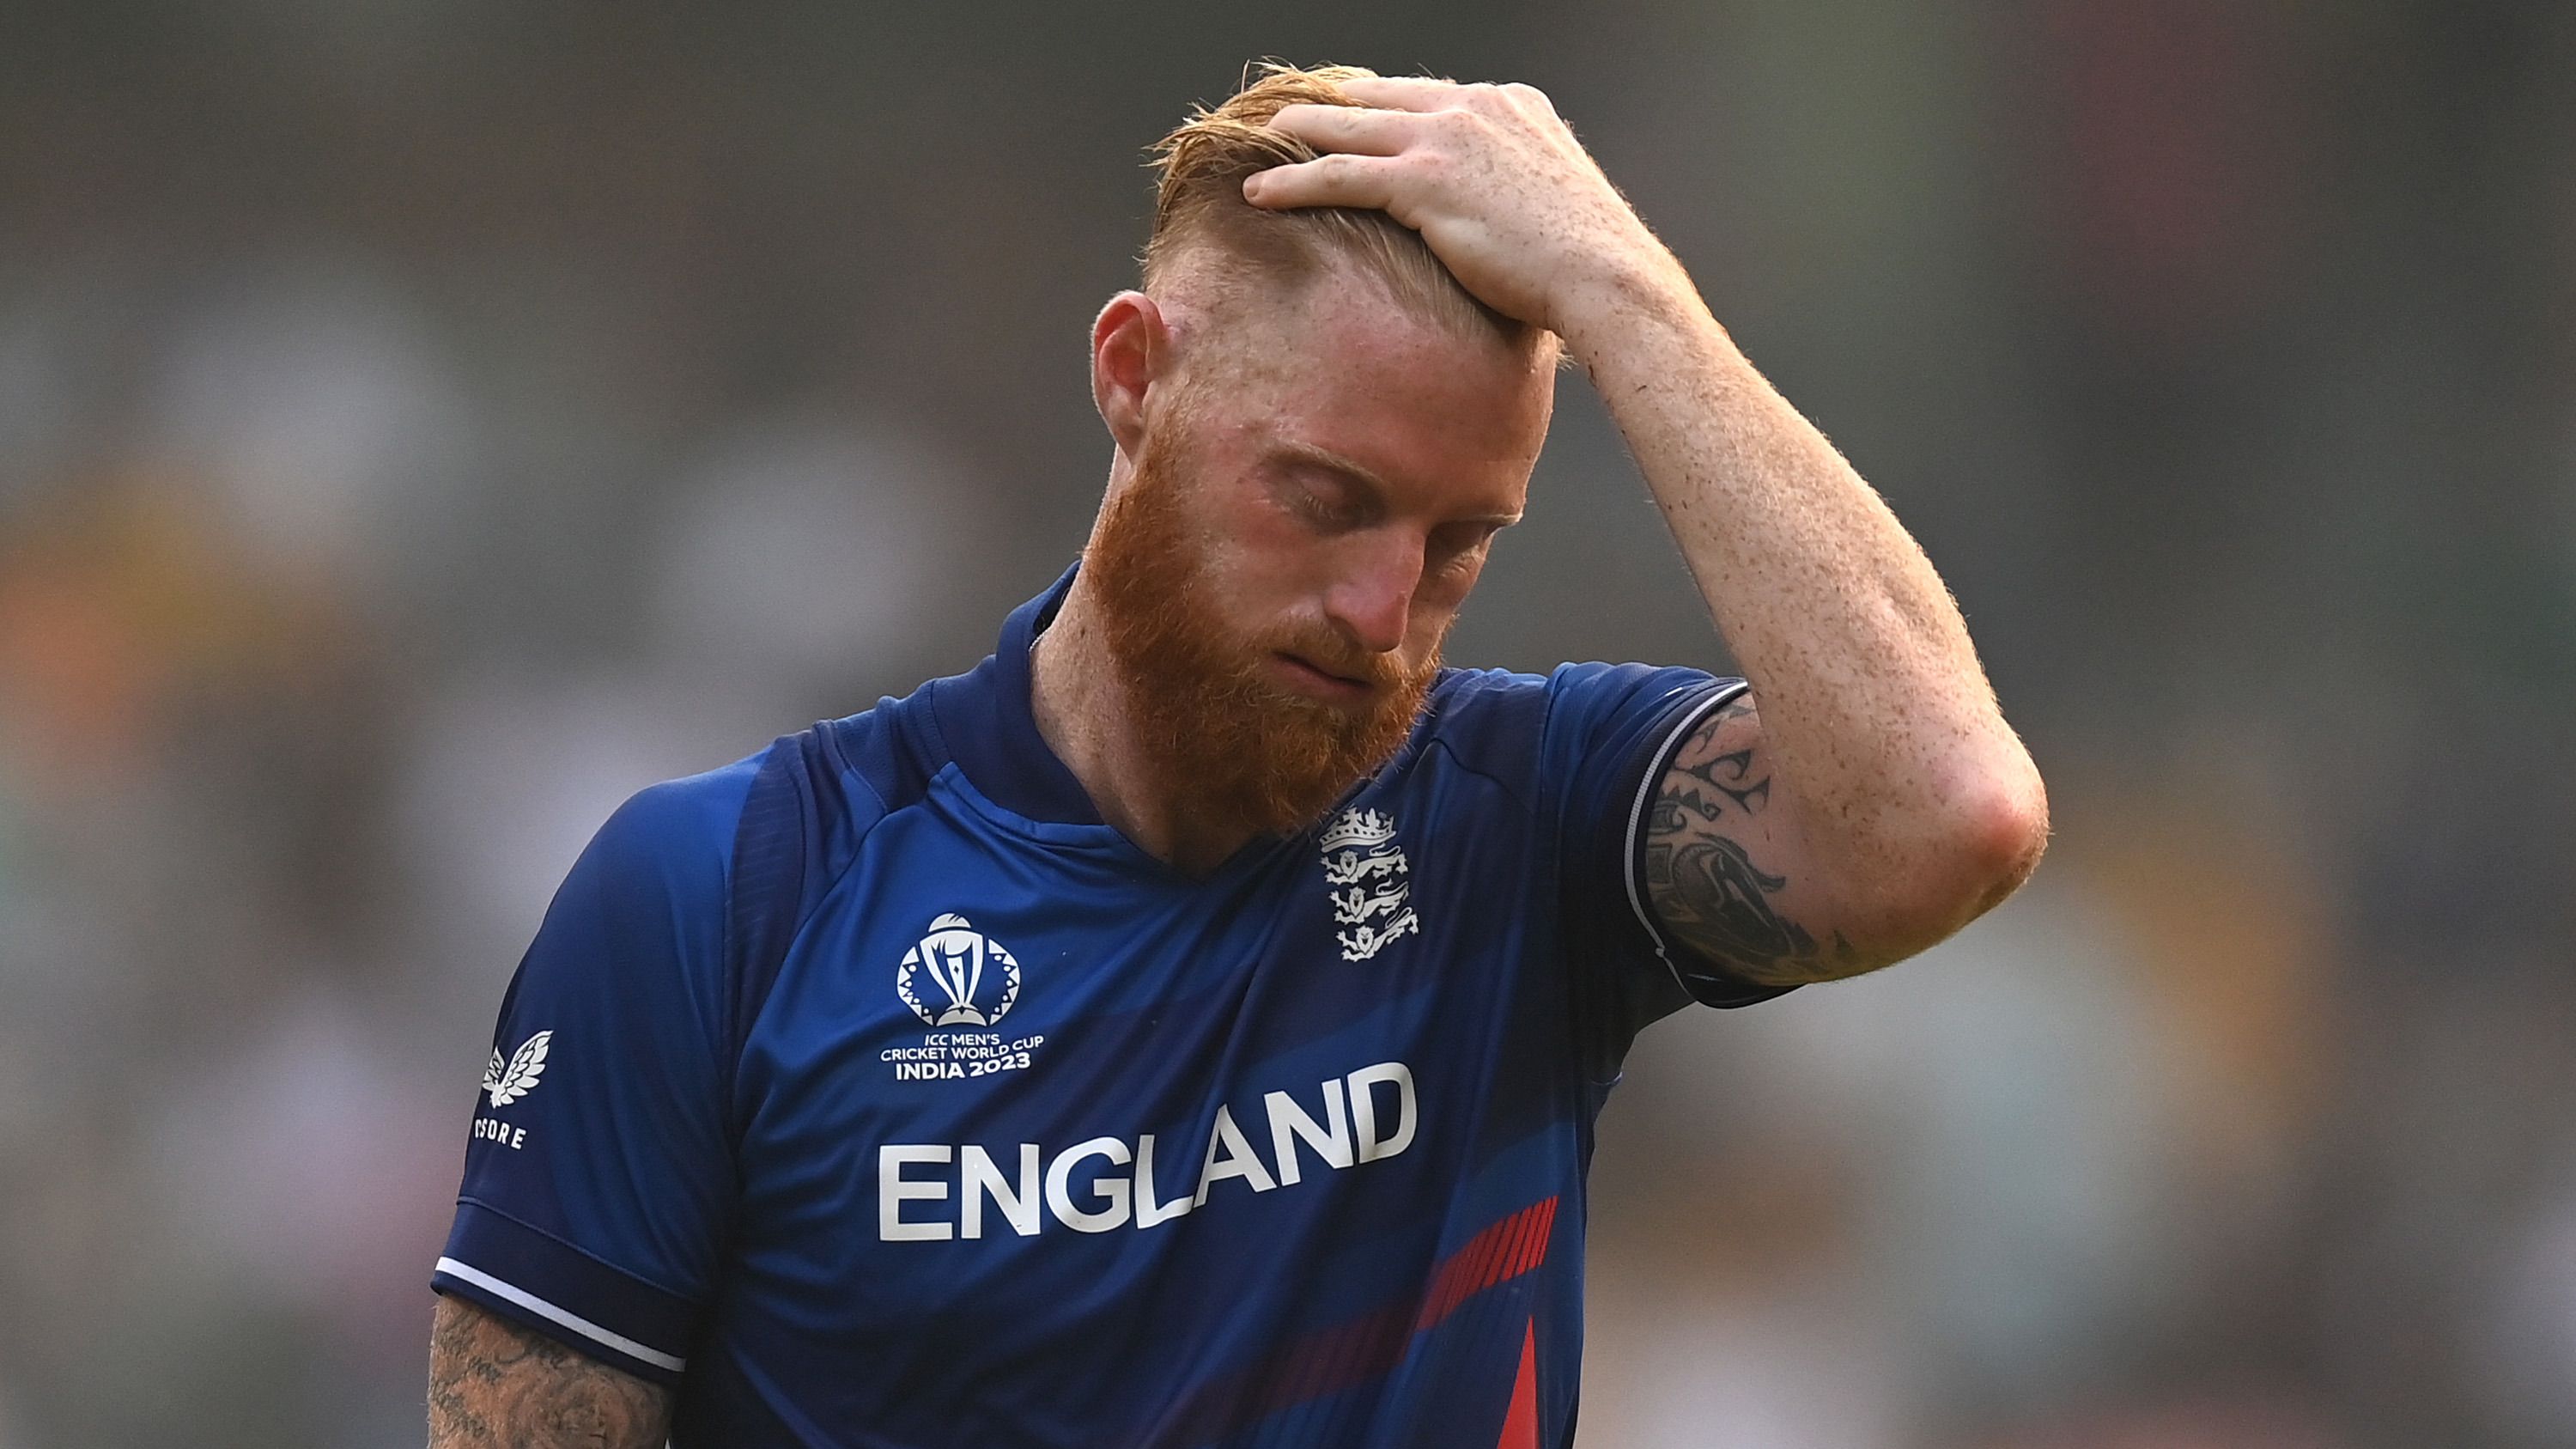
[1297, 486, 1368, 530]
[1429, 521, 1507, 573]
[1275, 466, 1376, 532]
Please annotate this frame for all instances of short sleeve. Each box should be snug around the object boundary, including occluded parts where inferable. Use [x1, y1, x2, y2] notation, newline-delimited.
[429, 757, 758, 1384]
[1540, 662, 1796, 1059]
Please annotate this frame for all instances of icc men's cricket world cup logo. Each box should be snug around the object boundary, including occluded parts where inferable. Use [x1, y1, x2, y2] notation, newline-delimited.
[897, 913, 1023, 1028]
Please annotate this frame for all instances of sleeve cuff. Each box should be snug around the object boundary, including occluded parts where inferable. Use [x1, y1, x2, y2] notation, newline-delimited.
[430, 1200, 700, 1385]
[1619, 679, 1800, 1011]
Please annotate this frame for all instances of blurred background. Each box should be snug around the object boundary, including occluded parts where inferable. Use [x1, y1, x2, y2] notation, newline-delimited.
[1, 1, 2570, 1444]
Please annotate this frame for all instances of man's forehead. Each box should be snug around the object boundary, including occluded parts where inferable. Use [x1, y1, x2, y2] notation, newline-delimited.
[1202, 268, 1504, 363]
[1155, 244, 1521, 357]
[1211, 324, 1543, 527]
[1177, 275, 1549, 425]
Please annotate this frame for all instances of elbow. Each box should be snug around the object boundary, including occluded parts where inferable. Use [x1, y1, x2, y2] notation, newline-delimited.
[1844, 751, 2050, 964]
[1951, 752, 2050, 916]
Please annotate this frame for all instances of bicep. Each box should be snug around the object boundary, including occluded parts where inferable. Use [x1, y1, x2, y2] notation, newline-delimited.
[428, 1294, 672, 1449]
[1640, 691, 1859, 988]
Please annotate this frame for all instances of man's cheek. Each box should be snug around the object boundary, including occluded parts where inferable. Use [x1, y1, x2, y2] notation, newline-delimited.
[1409, 578, 1472, 647]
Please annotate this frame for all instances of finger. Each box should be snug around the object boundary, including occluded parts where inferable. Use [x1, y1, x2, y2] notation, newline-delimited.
[1242, 152, 1403, 213]
[1333, 75, 1467, 113]
[1266, 102, 1419, 157]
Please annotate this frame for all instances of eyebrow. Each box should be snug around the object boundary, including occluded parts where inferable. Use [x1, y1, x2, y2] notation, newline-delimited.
[1274, 441, 1526, 528]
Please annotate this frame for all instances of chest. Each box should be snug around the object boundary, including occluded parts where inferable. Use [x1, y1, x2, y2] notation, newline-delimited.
[730, 795, 1553, 1238]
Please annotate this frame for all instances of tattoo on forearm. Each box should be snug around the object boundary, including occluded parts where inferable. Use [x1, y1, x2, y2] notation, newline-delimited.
[428, 1294, 671, 1449]
[1642, 696, 1846, 987]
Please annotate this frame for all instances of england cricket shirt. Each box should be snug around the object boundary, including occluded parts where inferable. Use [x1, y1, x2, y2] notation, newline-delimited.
[431, 564, 1786, 1447]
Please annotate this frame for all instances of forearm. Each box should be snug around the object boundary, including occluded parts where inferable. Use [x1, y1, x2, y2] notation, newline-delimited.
[1242, 75, 2044, 959]
[1568, 274, 2045, 940]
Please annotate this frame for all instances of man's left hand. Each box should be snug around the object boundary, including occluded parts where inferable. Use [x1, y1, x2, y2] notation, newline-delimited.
[1247, 76, 1696, 345]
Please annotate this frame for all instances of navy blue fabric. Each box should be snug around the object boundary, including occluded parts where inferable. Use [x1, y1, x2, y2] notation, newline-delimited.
[440, 1202, 701, 1382]
[933, 563, 1100, 825]
[1546, 667, 1794, 1034]
[433, 565, 1787, 1447]
[724, 743, 810, 1091]
[433, 759, 756, 1376]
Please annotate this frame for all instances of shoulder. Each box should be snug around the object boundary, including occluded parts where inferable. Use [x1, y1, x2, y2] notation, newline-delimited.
[1392, 662, 1739, 833]
[1394, 667, 1546, 802]
[514, 750, 773, 1020]
[1418, 665, 1548, 747]
[716, 685, 951, 938]
[577, 749, 769, 904]
[794, 683, 947, 843]
[569, 673, 937, 916]
[1401, 665, 1682, 814]
[1540, 661, 1729, 721]
[1417, 662, 1727, 755]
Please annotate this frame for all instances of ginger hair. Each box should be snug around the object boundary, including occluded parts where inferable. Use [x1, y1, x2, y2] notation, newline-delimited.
[1145, 63, 1542, 350]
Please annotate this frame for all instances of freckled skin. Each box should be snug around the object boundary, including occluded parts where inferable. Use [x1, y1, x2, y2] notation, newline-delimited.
[424, 70, 2055, 1446]
[1241, 75, 2050, 976]
[1032, 273, 1558, 874]
[1176, 282, 1552, 668]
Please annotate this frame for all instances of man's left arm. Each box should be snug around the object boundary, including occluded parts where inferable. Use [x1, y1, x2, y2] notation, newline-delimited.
[1255, 76, 2050, 985]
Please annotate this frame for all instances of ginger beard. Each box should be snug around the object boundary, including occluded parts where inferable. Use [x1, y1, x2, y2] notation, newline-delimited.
[1086, 420, 1443, 838]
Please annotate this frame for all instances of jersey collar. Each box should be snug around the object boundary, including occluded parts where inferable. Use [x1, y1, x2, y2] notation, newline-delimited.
[933, 562, 1106, 826]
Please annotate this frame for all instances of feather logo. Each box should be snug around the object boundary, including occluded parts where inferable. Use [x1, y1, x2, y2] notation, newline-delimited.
[481, 1031, 552, 1108]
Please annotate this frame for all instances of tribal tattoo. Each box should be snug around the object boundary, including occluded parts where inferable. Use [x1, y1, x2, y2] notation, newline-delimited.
[1641, 693, 1850, 987]
[428, 1294, 671, 1449]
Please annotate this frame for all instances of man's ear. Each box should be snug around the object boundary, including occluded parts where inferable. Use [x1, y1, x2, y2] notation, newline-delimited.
[1091, 291, 1168, 462]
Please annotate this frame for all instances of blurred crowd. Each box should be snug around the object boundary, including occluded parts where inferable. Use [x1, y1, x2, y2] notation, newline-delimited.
[1, 2, 2570, 1445]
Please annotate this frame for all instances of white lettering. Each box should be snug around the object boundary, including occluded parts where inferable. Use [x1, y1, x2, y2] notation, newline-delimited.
[878, 1145, 952, 1241]
[1192, 1103, 1279, 1206]
[471, 1117, 530, 1150]
[961, 1144, 1040, 1239]
[1132, 1133, 1194, 1227]
[1348, 1062, 1417, 1163]
[877, 1060, 1416, 1242]
[1044, 1136, 1132, 1233]
[1265, 1080, 1352, 1187]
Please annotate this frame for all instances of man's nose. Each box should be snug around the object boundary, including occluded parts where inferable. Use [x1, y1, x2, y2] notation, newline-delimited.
[1323, 532, 1422, 657]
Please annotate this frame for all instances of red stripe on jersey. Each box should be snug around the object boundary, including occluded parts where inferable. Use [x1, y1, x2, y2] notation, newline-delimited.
[1495, 1316, 1540, 1449]
[1153, 1196, 1563, 1445]
[1412, 1196, 1557, 1333]
[1507, 1196, 1558, 1280]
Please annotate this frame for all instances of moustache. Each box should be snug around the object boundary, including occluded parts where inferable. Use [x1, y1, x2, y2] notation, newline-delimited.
[1257, 626, 1409, 691]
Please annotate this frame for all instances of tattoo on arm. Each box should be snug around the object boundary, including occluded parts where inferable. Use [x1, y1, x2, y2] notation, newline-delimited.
[1642, 694, 1850, 987]
[428, 1294, 672, 1449]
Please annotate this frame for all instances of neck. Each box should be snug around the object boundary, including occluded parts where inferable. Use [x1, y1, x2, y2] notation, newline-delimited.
[1028, 571, 1261, 876]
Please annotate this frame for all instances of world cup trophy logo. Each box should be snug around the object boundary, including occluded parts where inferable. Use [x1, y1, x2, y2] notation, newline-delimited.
[897, 913, 1022, 1027]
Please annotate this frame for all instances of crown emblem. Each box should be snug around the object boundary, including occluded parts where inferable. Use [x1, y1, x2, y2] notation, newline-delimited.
[1319, 807, 1398, 855]
[1317, 808, 1419, 961]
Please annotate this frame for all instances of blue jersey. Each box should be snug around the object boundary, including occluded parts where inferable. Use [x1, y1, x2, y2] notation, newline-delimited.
[432, 565, 1788, 1448]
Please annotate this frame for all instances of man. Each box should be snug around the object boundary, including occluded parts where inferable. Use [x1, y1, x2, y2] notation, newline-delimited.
[425, 64, 2046, 1448]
